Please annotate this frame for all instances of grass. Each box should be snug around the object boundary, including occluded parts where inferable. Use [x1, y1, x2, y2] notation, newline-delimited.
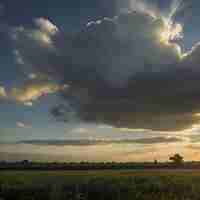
[1, 170, 200, 199]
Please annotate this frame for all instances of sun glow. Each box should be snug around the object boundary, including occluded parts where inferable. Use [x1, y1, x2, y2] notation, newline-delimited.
[156, 15, 184, 59]
[130, 0, 185, 58]
[159, 20, 183, 45]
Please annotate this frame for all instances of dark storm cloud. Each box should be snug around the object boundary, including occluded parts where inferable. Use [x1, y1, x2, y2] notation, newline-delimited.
[10, 11, 200, 131]
[19, 137, 182, 146]
[0, 4, 5, 16]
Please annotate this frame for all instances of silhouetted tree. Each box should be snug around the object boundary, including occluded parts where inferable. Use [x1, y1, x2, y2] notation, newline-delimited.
[169, 154, 184, 165]
[21, 160, 29, 164]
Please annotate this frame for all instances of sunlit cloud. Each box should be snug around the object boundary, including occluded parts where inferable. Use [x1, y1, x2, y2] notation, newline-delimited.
[0, 86, 7, 98]
[10, 82, 61, 103]
[1, 82, 68, 105]
[11, 17, 58, 46]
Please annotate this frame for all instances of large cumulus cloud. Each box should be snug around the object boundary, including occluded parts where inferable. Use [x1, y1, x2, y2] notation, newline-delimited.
[10, 11, 200, 131]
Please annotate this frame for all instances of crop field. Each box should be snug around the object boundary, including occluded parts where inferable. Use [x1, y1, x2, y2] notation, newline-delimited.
[1, 170, 200, 200]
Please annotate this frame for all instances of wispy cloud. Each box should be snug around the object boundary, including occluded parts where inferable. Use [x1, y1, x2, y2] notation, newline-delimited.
[19, 137, 183, 146]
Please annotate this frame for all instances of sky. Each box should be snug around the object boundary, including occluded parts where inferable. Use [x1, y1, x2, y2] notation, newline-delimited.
[1, 0, 200, 162]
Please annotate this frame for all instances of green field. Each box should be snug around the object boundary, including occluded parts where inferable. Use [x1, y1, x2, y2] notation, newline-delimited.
[1, 170, 200, 200]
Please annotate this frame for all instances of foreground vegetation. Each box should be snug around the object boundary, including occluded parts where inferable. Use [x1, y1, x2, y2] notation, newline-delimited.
[1, 170, 200, 200]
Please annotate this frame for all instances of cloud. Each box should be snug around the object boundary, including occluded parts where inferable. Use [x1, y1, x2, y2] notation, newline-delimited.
[0, 86, 7, 98]
[11, 15, 182, 85]
[0, 4, 5, 17]
[50, 103, 80, 122]
[19, 137, 182, 146]
[0, 139, 197, 162]
[9, 81, 62, 104]
[186, 134, 200, 143]
[16, 122, 31, 128]
[1, 80, 67, 105]
[34, 18, 58, 36]
[10, 18, 59, 77]
[132, 137, 182, 144]
[12, 17, 58, 46]
[10, 12, 200, 131]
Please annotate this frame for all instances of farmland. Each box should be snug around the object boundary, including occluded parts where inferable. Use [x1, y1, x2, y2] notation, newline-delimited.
[1, 170, 200, 200]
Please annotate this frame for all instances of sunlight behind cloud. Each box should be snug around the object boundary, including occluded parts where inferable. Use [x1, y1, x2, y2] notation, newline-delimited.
[130, 0, 184, 59]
